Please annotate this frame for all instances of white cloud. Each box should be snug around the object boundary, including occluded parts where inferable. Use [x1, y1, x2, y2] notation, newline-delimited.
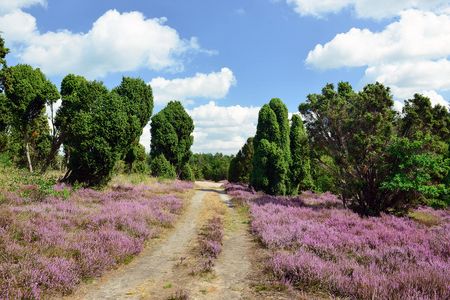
[139, 101, 260, 154]
[306, 10, 450, 107]
[149, 68, 236, 105]
[306, 10, 450, 69]
[287, 0, 450, 19]
[0, 0, 46, 15]
[0, 9, 203, 78]
[187, 101, 260, 154]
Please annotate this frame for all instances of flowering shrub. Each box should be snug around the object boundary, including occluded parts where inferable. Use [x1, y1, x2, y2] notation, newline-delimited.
[195, 217, 224, 273]
[0, 180, 191, 298]
[226, 183, 450, 299]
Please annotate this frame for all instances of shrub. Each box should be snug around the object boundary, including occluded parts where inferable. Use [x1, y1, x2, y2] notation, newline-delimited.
[151, 155, 176, 179]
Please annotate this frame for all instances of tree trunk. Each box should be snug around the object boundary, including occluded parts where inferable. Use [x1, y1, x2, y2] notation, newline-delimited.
[25, 142, 33, 173]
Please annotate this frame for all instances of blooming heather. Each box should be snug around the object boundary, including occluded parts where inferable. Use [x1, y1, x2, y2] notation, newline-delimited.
[0, 181, 191, 298]
[227, 183, 450, 299]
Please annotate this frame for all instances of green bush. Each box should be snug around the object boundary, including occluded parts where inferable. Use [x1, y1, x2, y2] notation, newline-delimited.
[151, 154, 176, 179]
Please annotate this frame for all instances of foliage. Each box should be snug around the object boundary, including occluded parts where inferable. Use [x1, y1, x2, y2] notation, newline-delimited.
[180, 163, 195, 181]
[56, 76, 153, 186]
[191, 153, 233, 181]
[150, 101, 194, 177]
[124, 143, 149, 174]
[289, 115, 313, 193]
[228, 137, 253, 183]
[300, 82, 448, 215]
[2, 64, 59, 171]
[150, 154, 177, 179]
[252, 139, 289, 195]
[251, 101, 290, 195]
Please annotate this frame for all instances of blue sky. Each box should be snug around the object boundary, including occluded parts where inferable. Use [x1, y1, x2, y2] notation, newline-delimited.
[1, 0, 449, 153]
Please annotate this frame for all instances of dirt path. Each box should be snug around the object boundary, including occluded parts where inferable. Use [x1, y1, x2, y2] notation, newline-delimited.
[69, 188, 206, 300]
[187, 191, 253, 299]
[68, 182, 254, 300]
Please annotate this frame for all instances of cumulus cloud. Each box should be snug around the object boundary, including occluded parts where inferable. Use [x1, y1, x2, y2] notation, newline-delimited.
[306, 10, 450, 107]
[149, 68, 236, 106]
[306, 10, 450, 69]
[287, 0, 450, 19]
[187, 101, 260, 154]
[139, 101, 260, 154]
[0, 0, 46, 15]
[0, 9, 203, 78]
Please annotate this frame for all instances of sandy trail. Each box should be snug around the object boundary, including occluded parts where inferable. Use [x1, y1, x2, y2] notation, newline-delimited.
[187, 191, 253, 299]
[68, 187, 206, 300]
[68, 181, 254, 300]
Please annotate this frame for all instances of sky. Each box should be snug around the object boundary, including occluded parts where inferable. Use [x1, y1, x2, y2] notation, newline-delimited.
[1, 0, 449, 154]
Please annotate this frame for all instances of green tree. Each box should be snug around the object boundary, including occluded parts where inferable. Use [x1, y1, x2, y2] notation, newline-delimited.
[251, 100, 289, 195]
[300, 82, 395, 215]
[289, 114, 313, 194]
[3, 64, 59, 172]
[150, 154, 176, 179]
[228, 137, 253, 183]
[124, 143, 149, 174]
[150, 101, 194, 177]
[55, 75, 153, 186]
[300, 82, 447, 215]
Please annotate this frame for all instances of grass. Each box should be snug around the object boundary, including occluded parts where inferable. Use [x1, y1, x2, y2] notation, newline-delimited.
[408, 210, 441, 226]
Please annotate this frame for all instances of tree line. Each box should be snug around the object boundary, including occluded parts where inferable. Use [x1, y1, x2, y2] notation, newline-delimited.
[228, 83, 450, 215]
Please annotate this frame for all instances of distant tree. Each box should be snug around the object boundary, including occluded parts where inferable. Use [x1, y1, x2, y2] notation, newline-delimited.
[397, 94, 450, 208]
[228, 137, 253, 183]
[150, 154, 176, 179]
[190, 153, 232, 181]
[180, 163, 195, 181]
[0, 34, 8, 69]
[289, 114, 313, 193]
[251, 100, 289, 195]
[150, 101, 194, 178]
[3, 64, 59, 172]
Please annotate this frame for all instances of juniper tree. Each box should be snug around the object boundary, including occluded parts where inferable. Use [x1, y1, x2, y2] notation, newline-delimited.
[251, 100, 289, 195]
[289, 114, 313, 194]
[150, 101, 194, 178]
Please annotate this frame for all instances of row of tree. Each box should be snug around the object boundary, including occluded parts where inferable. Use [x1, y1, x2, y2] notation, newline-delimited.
[229, 84, 450, 215]
[0, 35, 197, 186]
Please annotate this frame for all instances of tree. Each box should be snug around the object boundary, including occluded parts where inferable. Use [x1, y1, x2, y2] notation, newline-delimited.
[0, 34, 8, 69]
[251, 100, 289, 195]
[150, 101, 194, 177]
[300, 82, 448, 215]
[150, 154, 176, 179]
[54, 75, 153, 186]
[289, 114, 313, 194]
[3, 64, 59, 172]
[124, 143, 149, 174]
[397, 95, 450, 208]
[228, 137, 253, 183]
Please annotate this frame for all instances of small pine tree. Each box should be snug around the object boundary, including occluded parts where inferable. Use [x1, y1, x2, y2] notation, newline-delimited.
[289, 114, 314, 194]
[151, 154, 176, 179]
[251, 100, 289, 195]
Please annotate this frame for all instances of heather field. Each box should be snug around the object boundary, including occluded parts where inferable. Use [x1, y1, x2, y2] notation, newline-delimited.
[0, 170, 193, 299]
[225, 183, 450, 300]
